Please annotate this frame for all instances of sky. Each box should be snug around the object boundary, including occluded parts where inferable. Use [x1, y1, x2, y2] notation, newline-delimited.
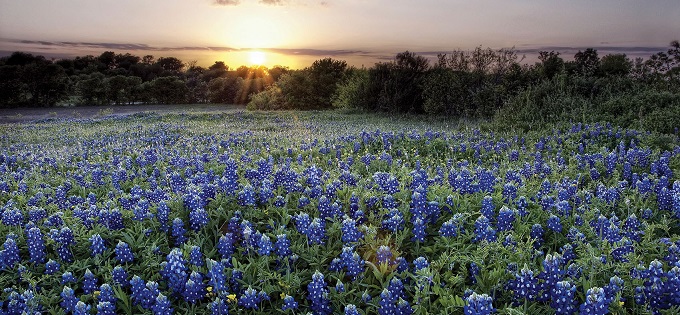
[1, 0, 679, 69]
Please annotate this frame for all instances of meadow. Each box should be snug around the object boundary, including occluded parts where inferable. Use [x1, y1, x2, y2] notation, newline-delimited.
[1, 110, 679, 315]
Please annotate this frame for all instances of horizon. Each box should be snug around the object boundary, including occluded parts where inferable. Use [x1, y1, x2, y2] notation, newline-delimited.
[1, 0, 679, 68]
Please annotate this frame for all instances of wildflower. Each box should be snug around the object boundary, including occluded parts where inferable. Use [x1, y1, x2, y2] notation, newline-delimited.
[115, 241, 134, 263]
[189, 245, 204, 266]
[89, 234, 106, 257]
[45, 259, 60, 275]
[171, 218, 187, 246]
[307, 271, 332, 315]
[413, 257, 429, 271]
[341, 217, 364, 244]
[464, 292, 495, 315]
[550, 281, 577, 315]
[275, 234, 292, 257]
[82, 269, 98, 294]
[152, 293, 173, 315]
[257, 234, 273, 256]
[579, 287, 609, 315]
[163, 248, 188, 296]
[281, 294, 298, 311]
[26, 227, 46, 264]
[239, 287, 260, 309]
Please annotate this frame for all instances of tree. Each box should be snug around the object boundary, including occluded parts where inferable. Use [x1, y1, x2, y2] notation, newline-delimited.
[572, 48, 600, 76]
[207, 76, 243, 104]
[538, 51, 564, 79]
[155, 57, 184, 73]
[75, 73, 106, 105]
[148, 77, 187, 104]
[598, 54, 632, 77]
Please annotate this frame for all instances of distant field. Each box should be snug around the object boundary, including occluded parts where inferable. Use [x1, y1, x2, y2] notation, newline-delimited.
[0, 104, 245, 124]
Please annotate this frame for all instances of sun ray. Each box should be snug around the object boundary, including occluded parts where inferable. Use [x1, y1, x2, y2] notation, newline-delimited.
[249, 51, 266, 65]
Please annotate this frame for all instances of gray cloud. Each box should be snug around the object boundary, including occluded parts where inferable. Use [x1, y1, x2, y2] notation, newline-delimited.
[213, 0, 241, 5]
[1, 38, 364, 57]
[212, 0, 326, 6]
[259, 0, 288, 5]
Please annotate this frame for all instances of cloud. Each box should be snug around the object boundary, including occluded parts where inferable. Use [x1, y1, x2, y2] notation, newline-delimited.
[259, 0, 287, 5]
[211, 0, 326, 6]
[213, 0, 241, 5]
[3, 39, 238, 52]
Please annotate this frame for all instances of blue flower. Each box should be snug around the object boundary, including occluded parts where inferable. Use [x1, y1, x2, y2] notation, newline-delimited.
[579, 287, 609, 315]
[550, 281, 577, 315]
[307, 271, 332, 315]
[217, 233, 236, 259]
[171, 218, 187, 246]
[115, 241, 134, 263]
[411, 217, 426, 243]
[26, 227, 46, 264]
[257, 234, 273, 256]
[45, 259, 60, 275]
[413, 257, 429, 271]
[239, 287, 260, 309]
[473, 215, 497, 243]
[341, 217, 364, 244]
[112, 265, 129, 288]
[497, 206, 515, 231]
[183, 271, 205, 304]
[275, 234, 292, 257]
[82, 269, 98, 295]
[464, 292, 495, 315]
[60, 286, 78, 312]
[163, 248, 188, 296]
[152, 293, 173, 315]
[281, 294, 298, 311]
[345, 304, 360, 315]
[189, 246, 204, 267]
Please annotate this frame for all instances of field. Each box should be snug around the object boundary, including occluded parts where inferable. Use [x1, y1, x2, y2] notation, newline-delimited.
[1, 110, 680, 315]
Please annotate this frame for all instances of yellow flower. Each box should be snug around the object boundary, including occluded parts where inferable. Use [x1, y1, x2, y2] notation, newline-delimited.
[280, 292, 286, 299]
[93, 291, 100, 298]
[227, 294, 237, 303]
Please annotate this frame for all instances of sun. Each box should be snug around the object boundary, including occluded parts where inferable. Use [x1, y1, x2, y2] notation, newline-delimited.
[249, 51, 266, 65]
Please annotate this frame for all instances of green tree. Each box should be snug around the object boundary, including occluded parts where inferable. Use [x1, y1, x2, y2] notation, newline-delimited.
[598, 54, 632, 77]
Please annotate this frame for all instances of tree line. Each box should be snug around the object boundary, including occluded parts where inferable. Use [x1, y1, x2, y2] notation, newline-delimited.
[0, 51, 289, 107]
[1, 42, 679, 133]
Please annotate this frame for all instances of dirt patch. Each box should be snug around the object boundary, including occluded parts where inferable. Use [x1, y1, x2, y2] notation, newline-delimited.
[0, 104, 246, 124]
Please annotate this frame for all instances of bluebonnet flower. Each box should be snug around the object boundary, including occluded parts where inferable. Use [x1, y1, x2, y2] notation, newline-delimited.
[26, 226, 46, 264]
[210, 298, 229, 315]
[307, 271, 332, 315]
[217, 233, 235, 259]
[464, 292, 495, 315]
[156, 201, 170, 232]
[382, 209, 405, 233]
[238, 287, 260, 309]
[362, 290, 372, 303]
[171, 218, 187, 246]
[411, 217, 426, 243]
[62, 271, 77, 285]
[480, 196, 495, 220]
[550, 281, 577, 315]
[231, 269, 244, 294]
[60, 286, 78, 312]
[376, 245, 393, 264]
[97, 302, 116, 315]
[395, 257, 409, 273]
[335, 280, 345, 292]
[469, 262, 481, 284]
[188, 206, 209, 231]
[539, 254, 566, 301]
[275, 234, 292, 257]
[115, 241, 134, 263]
[579, 287, 609, 315]
[45, 259, 60, 275]
[341, 217, 364, 244]
[396, 298, 413, 315]
[503, 182, 517, 202]
[257, 234, 273, 256]
[473, 215, 497, 243]
[82, 269, 98, 294]
[189, 246, 204, 266]
[281, 294, 298, 311]
[507, 267, 539, 303]
[307, 218, 326, 245]
[98, 283, 117, 304]
[163, 248, 188, 296]
[413, 257, 429, 271]
[73, 301, 91, 315]
[112, 265, 128, 288]
[1, 236, 20, 268]
[379, 288, 396, 315]
[497, 206, 515, 231]
[345, 304, 360, 315]
[238, 184, 256, 206]
[183, 271, 205, 304]
[547, 215, 562, 233]
[152, 293, 173, 315]
[207, 260, 228, 295]
[516, 196, 529, 217]
[339, 246, 365, 280]
[531, 224, 544, 249]
[439, 214, 463, 237]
